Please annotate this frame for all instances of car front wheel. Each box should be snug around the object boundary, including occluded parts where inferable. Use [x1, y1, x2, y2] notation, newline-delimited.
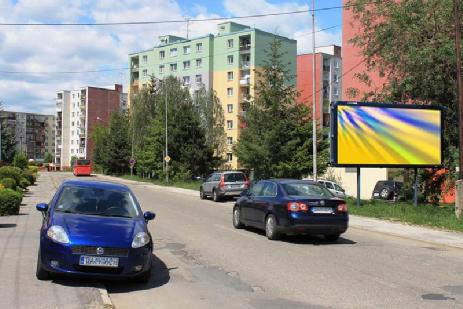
[200, 188, 206, 199]
[265, 214, 280, 240]
[36, 249, 51, 280]
[212, 189, 221, 202]
[233, 207, 244, 229]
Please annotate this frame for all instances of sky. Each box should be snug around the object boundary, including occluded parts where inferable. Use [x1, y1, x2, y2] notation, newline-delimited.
[0, 0, 342, 115]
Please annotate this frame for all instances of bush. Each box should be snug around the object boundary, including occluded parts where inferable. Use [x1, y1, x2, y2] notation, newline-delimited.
[0, 178, 16, 190]
[0, 183, 4, 190]
[22, 169, 36, 185]
[0, 166, 23, 184]
[0, 189, 22, 216]
[19, 178, 31, 189]
[28, 166, 38, 174]
[13, 152, 28, 170]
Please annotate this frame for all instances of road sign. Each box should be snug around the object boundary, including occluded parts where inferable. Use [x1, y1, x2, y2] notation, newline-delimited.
[129, 158, 136, 166]
[164, 155, 171, 163]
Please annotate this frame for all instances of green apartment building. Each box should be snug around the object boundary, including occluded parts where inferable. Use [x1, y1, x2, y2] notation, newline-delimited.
[128, 22, 296, 168]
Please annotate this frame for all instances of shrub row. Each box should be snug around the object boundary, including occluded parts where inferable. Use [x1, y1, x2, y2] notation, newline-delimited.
[0, 189, 22, 216]
[0, 165, 38, 216]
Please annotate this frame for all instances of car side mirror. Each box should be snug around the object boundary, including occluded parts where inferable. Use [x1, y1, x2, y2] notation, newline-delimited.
[36, 203, 48, 212]
[144, 211, 156, 221]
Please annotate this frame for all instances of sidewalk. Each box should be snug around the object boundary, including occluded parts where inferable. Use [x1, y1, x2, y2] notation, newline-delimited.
[99, 174, 463, 250]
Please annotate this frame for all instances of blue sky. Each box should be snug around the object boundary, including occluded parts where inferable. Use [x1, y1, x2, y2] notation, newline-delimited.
[0, 0, 342, 114]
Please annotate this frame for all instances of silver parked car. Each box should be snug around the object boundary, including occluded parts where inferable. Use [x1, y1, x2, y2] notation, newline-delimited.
[200, 171, 249, 202]
[317, 180, 346, 198]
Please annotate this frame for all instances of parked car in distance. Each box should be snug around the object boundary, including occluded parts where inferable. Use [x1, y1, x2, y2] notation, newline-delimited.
[317, 180, 346, 198]
[200, 171, 249, 202]
[36, 180, 156, 282]
[73, 159, 92, 176]
[233, 179, 348, 241]
[372, 180, 403, 200]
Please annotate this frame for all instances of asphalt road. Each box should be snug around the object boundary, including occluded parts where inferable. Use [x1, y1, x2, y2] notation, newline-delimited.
[2, 172, 463, 309]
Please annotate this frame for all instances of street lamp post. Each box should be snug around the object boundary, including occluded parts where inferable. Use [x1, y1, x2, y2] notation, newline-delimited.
[311, 0, 317, 181]
[164, 81, 169, 183]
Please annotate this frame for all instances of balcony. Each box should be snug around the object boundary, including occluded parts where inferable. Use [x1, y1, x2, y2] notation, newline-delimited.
[239, 44, 251, 53]
[239, 77, 250, 86]
[239, 62, 250, 69]
[132, 79, 139, 86]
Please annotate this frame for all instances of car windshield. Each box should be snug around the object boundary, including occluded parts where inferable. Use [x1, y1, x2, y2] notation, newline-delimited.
[54, 186, 140, 218]
[282, 182, 334, 198]
[224, 173, 245, 182]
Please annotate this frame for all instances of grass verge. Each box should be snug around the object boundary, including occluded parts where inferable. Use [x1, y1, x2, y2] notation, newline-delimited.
[119, 175, 200, 191]
[347, 198, 463, 233]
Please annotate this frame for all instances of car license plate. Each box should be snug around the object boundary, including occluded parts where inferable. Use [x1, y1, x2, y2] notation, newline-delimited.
[311, 207, 333, 214]
[79, 256, 119, 267]
[373, 193, 379, 197]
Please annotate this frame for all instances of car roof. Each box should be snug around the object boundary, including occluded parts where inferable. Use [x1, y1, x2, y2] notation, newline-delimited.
[61, 179, 130, 191]
[268, 179, 320, 185]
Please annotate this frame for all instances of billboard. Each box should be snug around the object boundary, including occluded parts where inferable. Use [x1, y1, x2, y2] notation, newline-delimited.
[330, 102, 443, 167]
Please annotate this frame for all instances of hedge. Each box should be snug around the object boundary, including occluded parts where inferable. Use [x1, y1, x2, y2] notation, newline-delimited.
[28, 166, 39, 174]
[19, 178, 31, 189]
[0, 189, 22, 216]
[0, 166, 23, 185]
[1, 178, 16, 190]
[22, 170, 36, 186]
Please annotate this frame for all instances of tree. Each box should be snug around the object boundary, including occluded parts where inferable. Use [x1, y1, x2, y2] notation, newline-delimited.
[91, 125, 109, 172]
[235, 38, 329, 179]
[194, 87, 225, 166]
[0, 101, 16, 163]
[347, 0, 460, 202]
[13, 152, 28, 170]
[104, 111, 131, 175]
[44, 153, 53, 164]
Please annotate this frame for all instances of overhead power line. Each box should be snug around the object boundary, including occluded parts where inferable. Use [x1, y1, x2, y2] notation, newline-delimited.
[0, 67, 129, 74]
[0, 2, 374, 26]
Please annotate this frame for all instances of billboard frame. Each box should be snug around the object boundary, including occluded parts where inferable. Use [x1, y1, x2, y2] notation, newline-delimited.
[330, 101, 444, 168]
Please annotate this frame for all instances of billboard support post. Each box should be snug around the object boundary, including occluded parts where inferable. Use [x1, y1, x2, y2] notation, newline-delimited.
[413, 168, 418, 207]
[356, 167, 361, 207]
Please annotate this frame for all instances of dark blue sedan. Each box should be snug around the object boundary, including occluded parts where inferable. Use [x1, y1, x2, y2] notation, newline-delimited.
[233, 179, 348, 240]
[36, 180, 156, 282]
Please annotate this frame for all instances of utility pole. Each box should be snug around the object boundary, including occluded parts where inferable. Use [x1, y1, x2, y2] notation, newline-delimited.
[165, 82, 169, 183]
[455, 0, 463, 218]
[311, 0, 318, 181]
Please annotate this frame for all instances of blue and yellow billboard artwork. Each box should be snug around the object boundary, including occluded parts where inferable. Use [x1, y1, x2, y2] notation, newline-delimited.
[334, 104, 442, 166]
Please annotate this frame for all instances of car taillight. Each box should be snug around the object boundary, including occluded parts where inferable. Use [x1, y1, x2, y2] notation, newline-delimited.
[219, 175, 225, 189]
[337, 203, 347, 212]
[287, 202, 308, 212]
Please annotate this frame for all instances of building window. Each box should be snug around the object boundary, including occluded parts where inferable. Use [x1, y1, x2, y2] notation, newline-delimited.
[170, 63, 177, 72]
[227, 153, 233, 162]
[227, 39, 234, 48]
[142, 55, 148, 64]
[159, 50, 165, 59]
[196, 58, 202, 67]
[227, 55, 234, 65]
[334, 74, 339, 83]
[183, 76, 190, 86]
[71, 149, 74, 154]
[71, 121, 74, 126]
[334, 59, 339, 68]
[183, 46, 191, 54]
[183, 61, 190, 70]
[227, 120, 233, 129]
[227, 71, 234, 81]
[195, 74, 202, 84]
[227, 104, 233, 113]
[227, 88, 233, 96]
[142, 69, 148, 77]
[71, 140, 74, 145]
[227, 137, 233, 145]
[159, 65, 164, 73]
[196, 43, 203, 52]
[72, 112, 75, 117]
[170, 48, 177, 57]
[333, 87, 339, 96]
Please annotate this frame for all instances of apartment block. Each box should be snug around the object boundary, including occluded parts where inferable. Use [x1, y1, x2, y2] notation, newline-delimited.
[55, 84, 127, 168]
[297, 45, 342, 128]
[0, 111, 55, 160]
[128, 22, 297, 168]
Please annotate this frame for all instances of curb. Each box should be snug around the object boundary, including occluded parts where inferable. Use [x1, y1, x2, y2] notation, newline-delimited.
[98, 286, 114, 309]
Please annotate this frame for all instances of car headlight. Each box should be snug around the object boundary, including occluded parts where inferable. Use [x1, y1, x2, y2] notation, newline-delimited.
[132, 232, 150, 248]
[47, 225, 70, 244]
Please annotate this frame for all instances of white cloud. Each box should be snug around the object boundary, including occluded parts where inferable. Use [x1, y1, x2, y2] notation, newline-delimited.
[0, 0, 341, 114]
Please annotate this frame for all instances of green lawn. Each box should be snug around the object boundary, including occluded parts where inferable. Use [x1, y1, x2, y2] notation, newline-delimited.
[119, 175, 201, 191]
[347, 198, 463, 233]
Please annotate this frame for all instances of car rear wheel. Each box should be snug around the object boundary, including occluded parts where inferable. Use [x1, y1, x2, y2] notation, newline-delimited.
[380, 188, 391, 200]
[212, 189, 221, 202]
[200, 188, 206, 199]
[325, 234, 340, 242]
[233, 207, 244, 229]
[36, 249, 51, 280]
[265, 215, 280, 240]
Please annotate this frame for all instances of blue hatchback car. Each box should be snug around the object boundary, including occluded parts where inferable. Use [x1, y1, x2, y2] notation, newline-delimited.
[36, 180, 156, 282]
